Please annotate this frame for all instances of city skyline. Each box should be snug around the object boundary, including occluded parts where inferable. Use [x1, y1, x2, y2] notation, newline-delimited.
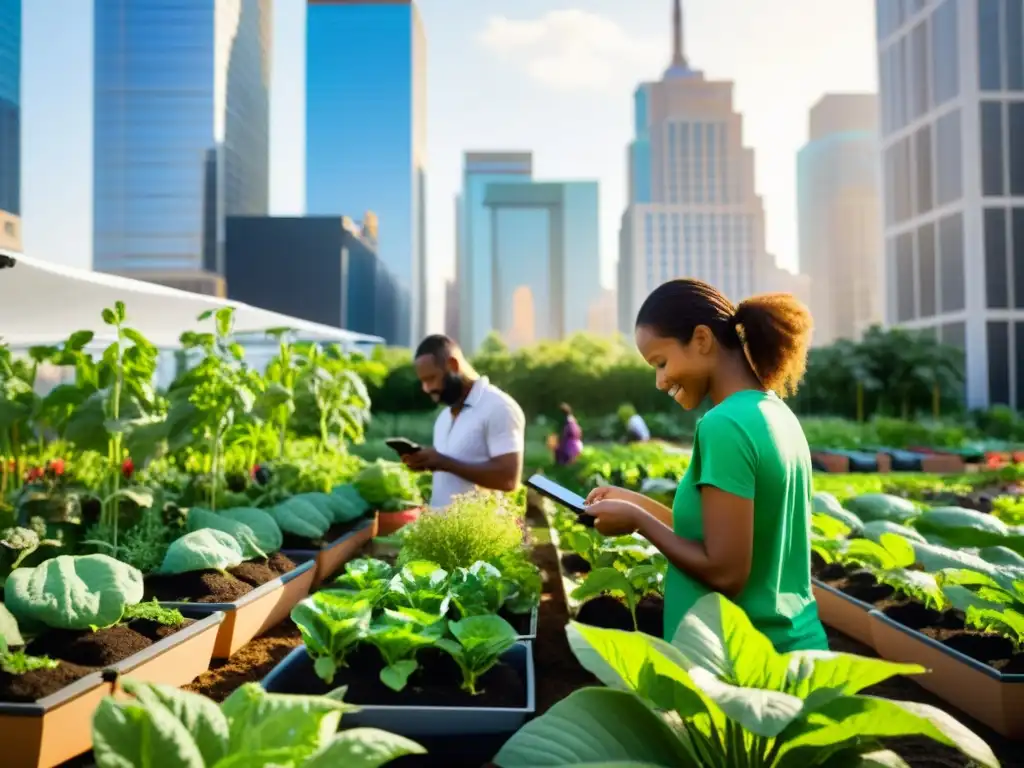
[22, 0, 877, 336]
[0, 0, 18, 252]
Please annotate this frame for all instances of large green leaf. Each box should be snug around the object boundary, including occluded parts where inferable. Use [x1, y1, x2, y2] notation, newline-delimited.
[92, 694, 206, 768]
[776, 695, 999, 768]
[120, 680, 229, 766]
[567, 622, 691, 693]
[5, 554, 144, 630]
[158, 529, 245, 575]
[494, 688, 696, 767]
[780, 651, 925, 701]
[669, 593, 789, 690]
[219, 508, 283, 554]
[187, 507, 268, 560]
[302, 728, 425, 768]
[0, 603, 23, 647]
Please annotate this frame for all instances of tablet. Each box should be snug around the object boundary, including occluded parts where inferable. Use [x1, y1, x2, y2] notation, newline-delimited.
[526, 474, 588, 515]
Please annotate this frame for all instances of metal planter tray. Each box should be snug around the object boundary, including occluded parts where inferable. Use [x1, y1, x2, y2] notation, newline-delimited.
[262, 642, 536, 738]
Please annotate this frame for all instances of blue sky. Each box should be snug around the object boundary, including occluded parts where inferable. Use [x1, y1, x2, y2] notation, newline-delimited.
[23, 0, 877, 334]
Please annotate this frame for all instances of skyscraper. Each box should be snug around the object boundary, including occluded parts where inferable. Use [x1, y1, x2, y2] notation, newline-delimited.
[93, 0, 272, 296]
[876, 0, 1014, 408]
[0, 0, 19, 252]
[456, 151, 533, 352]
[618, 0, 772, 333]
[797, 94, 883, 346]
[482, 180, 601, 348]
[306, 0, 426, 347]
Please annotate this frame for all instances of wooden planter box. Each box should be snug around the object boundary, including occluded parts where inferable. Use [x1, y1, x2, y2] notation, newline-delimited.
[159, 557, 316, 658]
[812, 580, 876, 650]
[0, 609, 224, 768]
[282, 513, 379, 587]
[870, 610, 1024, 739]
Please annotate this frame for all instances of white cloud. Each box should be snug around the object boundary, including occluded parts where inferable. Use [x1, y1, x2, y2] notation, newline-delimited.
[478, 10, 662, 91]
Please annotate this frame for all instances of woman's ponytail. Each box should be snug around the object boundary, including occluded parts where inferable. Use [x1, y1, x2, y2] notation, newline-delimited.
[732, 293, 813, 397]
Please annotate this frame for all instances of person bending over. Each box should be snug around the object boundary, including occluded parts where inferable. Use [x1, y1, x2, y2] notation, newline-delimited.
[404, 335, 525, 508]
[584, 279, 827, 652]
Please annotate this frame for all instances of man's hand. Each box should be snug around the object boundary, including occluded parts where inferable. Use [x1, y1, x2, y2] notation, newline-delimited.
[402, 447, 444, 472]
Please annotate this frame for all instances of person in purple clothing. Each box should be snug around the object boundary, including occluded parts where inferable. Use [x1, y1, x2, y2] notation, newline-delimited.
[554, 403, 583, 465]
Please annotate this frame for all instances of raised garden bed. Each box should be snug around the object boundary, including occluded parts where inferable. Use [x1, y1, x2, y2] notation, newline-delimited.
[281, 513, 378, 586]
[0, 607, 223, 768]
[147, 554, 317, 658]
[870, 604, 1024, 739]
[263, 641, 535, 737]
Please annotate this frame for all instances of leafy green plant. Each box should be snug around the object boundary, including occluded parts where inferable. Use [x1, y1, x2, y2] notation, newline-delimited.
[449, 561, 510, 618]
[365, 607, 445, 692]
[91, 678, 424, 767]
[331, 557, 393, 596]
[122, 599, 186, 627]
[0, 604, 57, 674]
[291, 591, 373, 684]
[495, 593, 998, 767]
[187, 507, 269, 560]
[354, 460, 422, 512]
[268, 495, 332, 540]
[571, 563, 664, 630]
[398, 491, 524, 571]
[839, 533, 946, 609]
[157, 529, 245, 575]
[5, 554, 145, 630]
[494, 550, 543, 615]
[385, 561, 451, 615]
[435, 615, 519, 695]
[0, 525, 60, 582]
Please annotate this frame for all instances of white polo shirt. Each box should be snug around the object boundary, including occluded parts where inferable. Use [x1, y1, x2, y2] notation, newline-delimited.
[430, 376, 525, 508]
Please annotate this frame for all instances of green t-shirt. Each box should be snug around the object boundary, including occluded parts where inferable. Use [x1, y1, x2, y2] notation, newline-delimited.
[664, 389, 827, 652]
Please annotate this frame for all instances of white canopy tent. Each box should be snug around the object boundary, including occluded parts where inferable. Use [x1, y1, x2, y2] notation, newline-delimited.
[0, 250, 383, 348]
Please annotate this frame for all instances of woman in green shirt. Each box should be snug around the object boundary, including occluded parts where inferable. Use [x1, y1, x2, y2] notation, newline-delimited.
[584, 278, 828, 652]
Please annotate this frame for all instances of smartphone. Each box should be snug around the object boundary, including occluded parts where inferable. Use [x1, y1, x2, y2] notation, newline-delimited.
[385, 437, 422, 456]
[526, 474, 595, 527]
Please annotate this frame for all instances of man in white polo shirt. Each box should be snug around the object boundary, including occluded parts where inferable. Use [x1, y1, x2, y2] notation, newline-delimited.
[402, 335, 525, 507]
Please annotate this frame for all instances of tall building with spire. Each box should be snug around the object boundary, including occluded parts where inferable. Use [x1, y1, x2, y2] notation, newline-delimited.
[617, 0, 773, 332]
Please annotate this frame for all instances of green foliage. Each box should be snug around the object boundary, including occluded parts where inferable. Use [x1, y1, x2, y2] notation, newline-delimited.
[158, 529, 245, 575]
[435, 615, 519, 695]
[91, 679, 424, 768]
[268, 496, 332, 539]
[123, 599, 186, 626]
[5, 553, 144, 630]
[353, 460, 422, 511]
[398, 491, 525, 572]
[495, 593, 998, 768]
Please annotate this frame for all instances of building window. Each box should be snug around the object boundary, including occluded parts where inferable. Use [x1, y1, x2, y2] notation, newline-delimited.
[981, 101, 1005, 196]
[910, 21, 930, 120]
[895, 36, 909, 130]
[1014, 208, 1024, 308]
[693, 123, 703, 204]
[1010, 103, 1024, 195]
[979, 0, 1003, 91]
[914, 125, 933, 215]
[942, 322, 966, 349]
[986, 208, 1009, 308]
[989, 321, 1011, 405]
[931, 0, 959, 105]
[896, 231, 915, 322]
[892, 137, 912, 223]
[1010, 0, 1024, 91]
[935, 109, 962, 205]
[918, 222, 937, 317]
[939, 213, 966, 312]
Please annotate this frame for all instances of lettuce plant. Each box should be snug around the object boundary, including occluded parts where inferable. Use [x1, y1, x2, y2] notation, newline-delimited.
[157, 529, 246, 575]
[936, 568, 1024, 648]
[5, 553, 144, 630]
[92, 679, 424, 768]
[291, 591, 373, 684]
[332, 557, 393, 597]
[0, 604, 57, 675]
[449, 561, 509, 618]
[365, 607, 446, 692]
[840, 533, 946, 610]
[494, 550, 543, 615]
[435, 615, 518, 695]
[572, 563, 664, 631]
[187, 507, 279, 560]
[354, 460, 422, 512]
[384, 561, 451, 616]
[495, 593, 999, 768]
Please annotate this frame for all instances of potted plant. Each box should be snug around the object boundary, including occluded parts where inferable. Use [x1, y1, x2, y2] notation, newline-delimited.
[354, 460, 423, 536]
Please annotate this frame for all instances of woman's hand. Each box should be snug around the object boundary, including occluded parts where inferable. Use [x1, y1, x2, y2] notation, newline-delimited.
[583, 499, 644, 536]
[584, 485, 633, 506]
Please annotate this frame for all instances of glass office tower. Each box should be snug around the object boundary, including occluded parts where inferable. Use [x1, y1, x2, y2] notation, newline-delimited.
[306, 0, 426, 347]
[93, 0, 271, 296]
[0, 0, 19, 251]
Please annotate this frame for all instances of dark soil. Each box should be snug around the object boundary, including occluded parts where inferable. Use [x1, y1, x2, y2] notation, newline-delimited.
[144, 553, 298, 603]
[281, 518, 369, 550]
[186, 621, 303, 701]
[882, 602, 1024, 675]
[575, 594, 664, 637]
[560, 553, 591, 575]
[0, 618, 195, 703]
[278, 644, 527, 709]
